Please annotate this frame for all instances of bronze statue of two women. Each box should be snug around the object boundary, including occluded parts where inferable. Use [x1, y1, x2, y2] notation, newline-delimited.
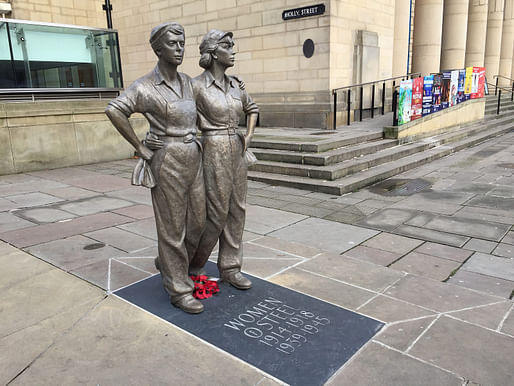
[105, 22, 258, 314]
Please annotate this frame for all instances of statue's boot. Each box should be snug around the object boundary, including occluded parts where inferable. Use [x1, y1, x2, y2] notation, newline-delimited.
[172, 294, 204, 314]
[221, 271, 252, 290]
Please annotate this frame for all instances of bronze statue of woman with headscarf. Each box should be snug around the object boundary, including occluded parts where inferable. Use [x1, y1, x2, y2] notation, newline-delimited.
[189, 30, 259, 290]
[106, 22, 206, 314]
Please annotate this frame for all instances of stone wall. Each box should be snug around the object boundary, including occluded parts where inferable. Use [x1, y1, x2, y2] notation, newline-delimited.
[0, 100, 147, 175]
[11, 0, 106, 27]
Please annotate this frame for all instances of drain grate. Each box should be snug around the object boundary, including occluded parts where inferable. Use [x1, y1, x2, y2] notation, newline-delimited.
[83, 243, 106, 250]
[369, 178, 432, 196]
[310, 131, 338, 135]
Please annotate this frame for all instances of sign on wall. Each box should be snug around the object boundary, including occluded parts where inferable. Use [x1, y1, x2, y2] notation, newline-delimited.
[422, 75, 434, 116]
[411, 77, 423, 120]
[432, 73, 442, 113]
[282, 4, 326, 20]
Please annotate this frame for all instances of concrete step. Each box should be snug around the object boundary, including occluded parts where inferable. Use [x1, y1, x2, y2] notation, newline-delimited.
[250, 131, 383, 152]
[250, 142, 428, 180]
[250, 138, 398, 166]
[248, 119, 514, 195]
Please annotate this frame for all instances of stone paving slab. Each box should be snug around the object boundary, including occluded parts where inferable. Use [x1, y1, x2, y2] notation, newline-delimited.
[0, 212, 133, 248]
[269, 217, 378, 254]
[502, 230, 514, 245]
[0, 212, 36, 234]
[244, 204, 307, 235]
[298, 252, 404, 292]
[493, 242, 514, 258]
[249, 235, 323, 258]
[13, 207, 77, 223]
[414, 242, 473, 262]
[447, 270, 514, 298]
[269, 268, 376, 310]
[106, 186, 153, 205]
[389, 251, 461, 281]
[462, 238, 498, 253]
[418, 215, 510, 241]
[65, 174, 131, 193]
[117, 217, 158, 240]
[395, 224, 470, 247]
[0, 180, 69, 197]
[356, 295, 435, 323]
[26, 234, 128, 271]
[111, 204, 154, 219]
[374, 316, 437, 352]
[58, 196, 133, 216]
[408, 316, 514, 386]
[39, 186, 99, 200]
[453, 205, 514, 225]
[5, 192, 64, 208]
[9, 296, 275, 386]
[327, 342, 463, 386]
[466, 195, 514, 211]
[362, 232, 424, 255]
[343, 245, 401, 266]
[462, 252, 514, 281]
[448, 301, 513, 330]
[84, 227, 155, 253]
[384, 275, 501, 313]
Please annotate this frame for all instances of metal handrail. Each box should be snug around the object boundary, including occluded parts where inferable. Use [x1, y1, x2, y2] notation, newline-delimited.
[332, 72, 421, 129]
[486, 81, 513, 115]
[493, 75, 514, 96]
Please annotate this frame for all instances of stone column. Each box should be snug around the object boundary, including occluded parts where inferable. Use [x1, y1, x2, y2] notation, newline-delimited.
[499, 0, 514, 84]
[392, 0, 412, 76]
[412, 0, 444, 75]
[465, 0, 489, 67]
[484, 0, 505, 80]
[441, 0, 470, 70]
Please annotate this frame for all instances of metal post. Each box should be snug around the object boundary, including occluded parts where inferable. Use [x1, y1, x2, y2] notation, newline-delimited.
[5, 22, 18, 87]
[103, 0, 113, 29]
[392, 90, 398, 126]
[333, 91, 337, 130]
[497, 89, 501, 115]
[381, 82, 385, 115]
[511, 82, 513, 102]
[371, 84, 375, 119]
[495, 77, 498, 96]
[347, 89, 351, 125]
[359, 86, 363, 121]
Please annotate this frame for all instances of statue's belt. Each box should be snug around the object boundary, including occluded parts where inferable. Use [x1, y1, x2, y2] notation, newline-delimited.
[201, 127, 239, 136]
[157, 133, 197, 143]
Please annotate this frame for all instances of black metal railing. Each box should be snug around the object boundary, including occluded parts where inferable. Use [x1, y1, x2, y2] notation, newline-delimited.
[493, 75, 514, 96]
[486, 82, 512, 115]
[331, 72, 421, 130]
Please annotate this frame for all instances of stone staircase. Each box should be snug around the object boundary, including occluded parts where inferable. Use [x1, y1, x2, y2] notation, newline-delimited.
[248, 95, 514, 195]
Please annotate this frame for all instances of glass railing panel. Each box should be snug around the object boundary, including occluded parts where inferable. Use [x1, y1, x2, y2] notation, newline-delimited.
[0, 20, 122, 89]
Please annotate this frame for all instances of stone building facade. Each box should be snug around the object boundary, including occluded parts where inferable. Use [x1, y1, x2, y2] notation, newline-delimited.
[2, 0, 514, 128]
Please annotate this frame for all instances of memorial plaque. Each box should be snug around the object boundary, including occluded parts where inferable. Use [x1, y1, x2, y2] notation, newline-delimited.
[115, 262, 383, 385]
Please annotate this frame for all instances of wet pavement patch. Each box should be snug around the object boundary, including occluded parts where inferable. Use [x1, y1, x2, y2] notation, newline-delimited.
[115, 262, 383, 386]
[368, 179, 432, 196]
[83, 243, 106, 250]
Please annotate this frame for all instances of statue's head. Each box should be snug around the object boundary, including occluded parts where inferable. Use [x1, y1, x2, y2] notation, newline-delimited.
[199, 29, 235, 69]
[149, 22, 185, 62]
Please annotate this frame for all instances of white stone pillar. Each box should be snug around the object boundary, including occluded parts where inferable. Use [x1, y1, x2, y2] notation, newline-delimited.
[499, 0, 514, 84]
[441, 0, 470, 70]
[412, 0, 444, 75]
[392, 0, 412, 76]
[465, 0, 489, 67]
[484, 0, 505, 80]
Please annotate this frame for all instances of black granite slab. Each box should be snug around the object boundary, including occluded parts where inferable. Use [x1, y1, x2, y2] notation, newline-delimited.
[115, 262, 383, 386]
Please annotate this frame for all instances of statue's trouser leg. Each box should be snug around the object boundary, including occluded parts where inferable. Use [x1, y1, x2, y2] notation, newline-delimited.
[150, 141, 205, 302]
[190, 134, 246, 274]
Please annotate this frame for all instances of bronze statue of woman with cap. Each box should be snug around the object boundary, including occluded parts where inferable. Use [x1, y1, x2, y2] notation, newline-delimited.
[105, 22, 206, 314]
[188, 30, 259, 289]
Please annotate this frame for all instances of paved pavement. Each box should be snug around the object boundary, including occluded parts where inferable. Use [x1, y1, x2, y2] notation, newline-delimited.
[1, 131, 513, 385]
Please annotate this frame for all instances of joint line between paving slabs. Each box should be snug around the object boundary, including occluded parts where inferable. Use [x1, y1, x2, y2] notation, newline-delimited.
[6, 295, 107, 385]
[497, 302, 514, 332]
[405, 314, 441, 354]
[444, 313, 514, 339]
[372, 340, 466, 381]
[263, 257, 311, 281]
[112, 257, 155, 275]
[109, 268, 160, 294]
[443, 300, 508, 315]
[111, 294, 287, 386]
[387, 314, 438, 327]
[355, 276, 405, 311]
[246, 239, 318, 260]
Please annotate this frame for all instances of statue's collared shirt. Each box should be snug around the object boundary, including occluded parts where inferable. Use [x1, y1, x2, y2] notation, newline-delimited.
[108, 66, 197, 137]
[193, 70, 259, 131]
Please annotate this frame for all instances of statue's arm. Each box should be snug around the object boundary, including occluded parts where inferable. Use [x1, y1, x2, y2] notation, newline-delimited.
[244, 112, 257, 151]
[105, 106, 154, 160]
